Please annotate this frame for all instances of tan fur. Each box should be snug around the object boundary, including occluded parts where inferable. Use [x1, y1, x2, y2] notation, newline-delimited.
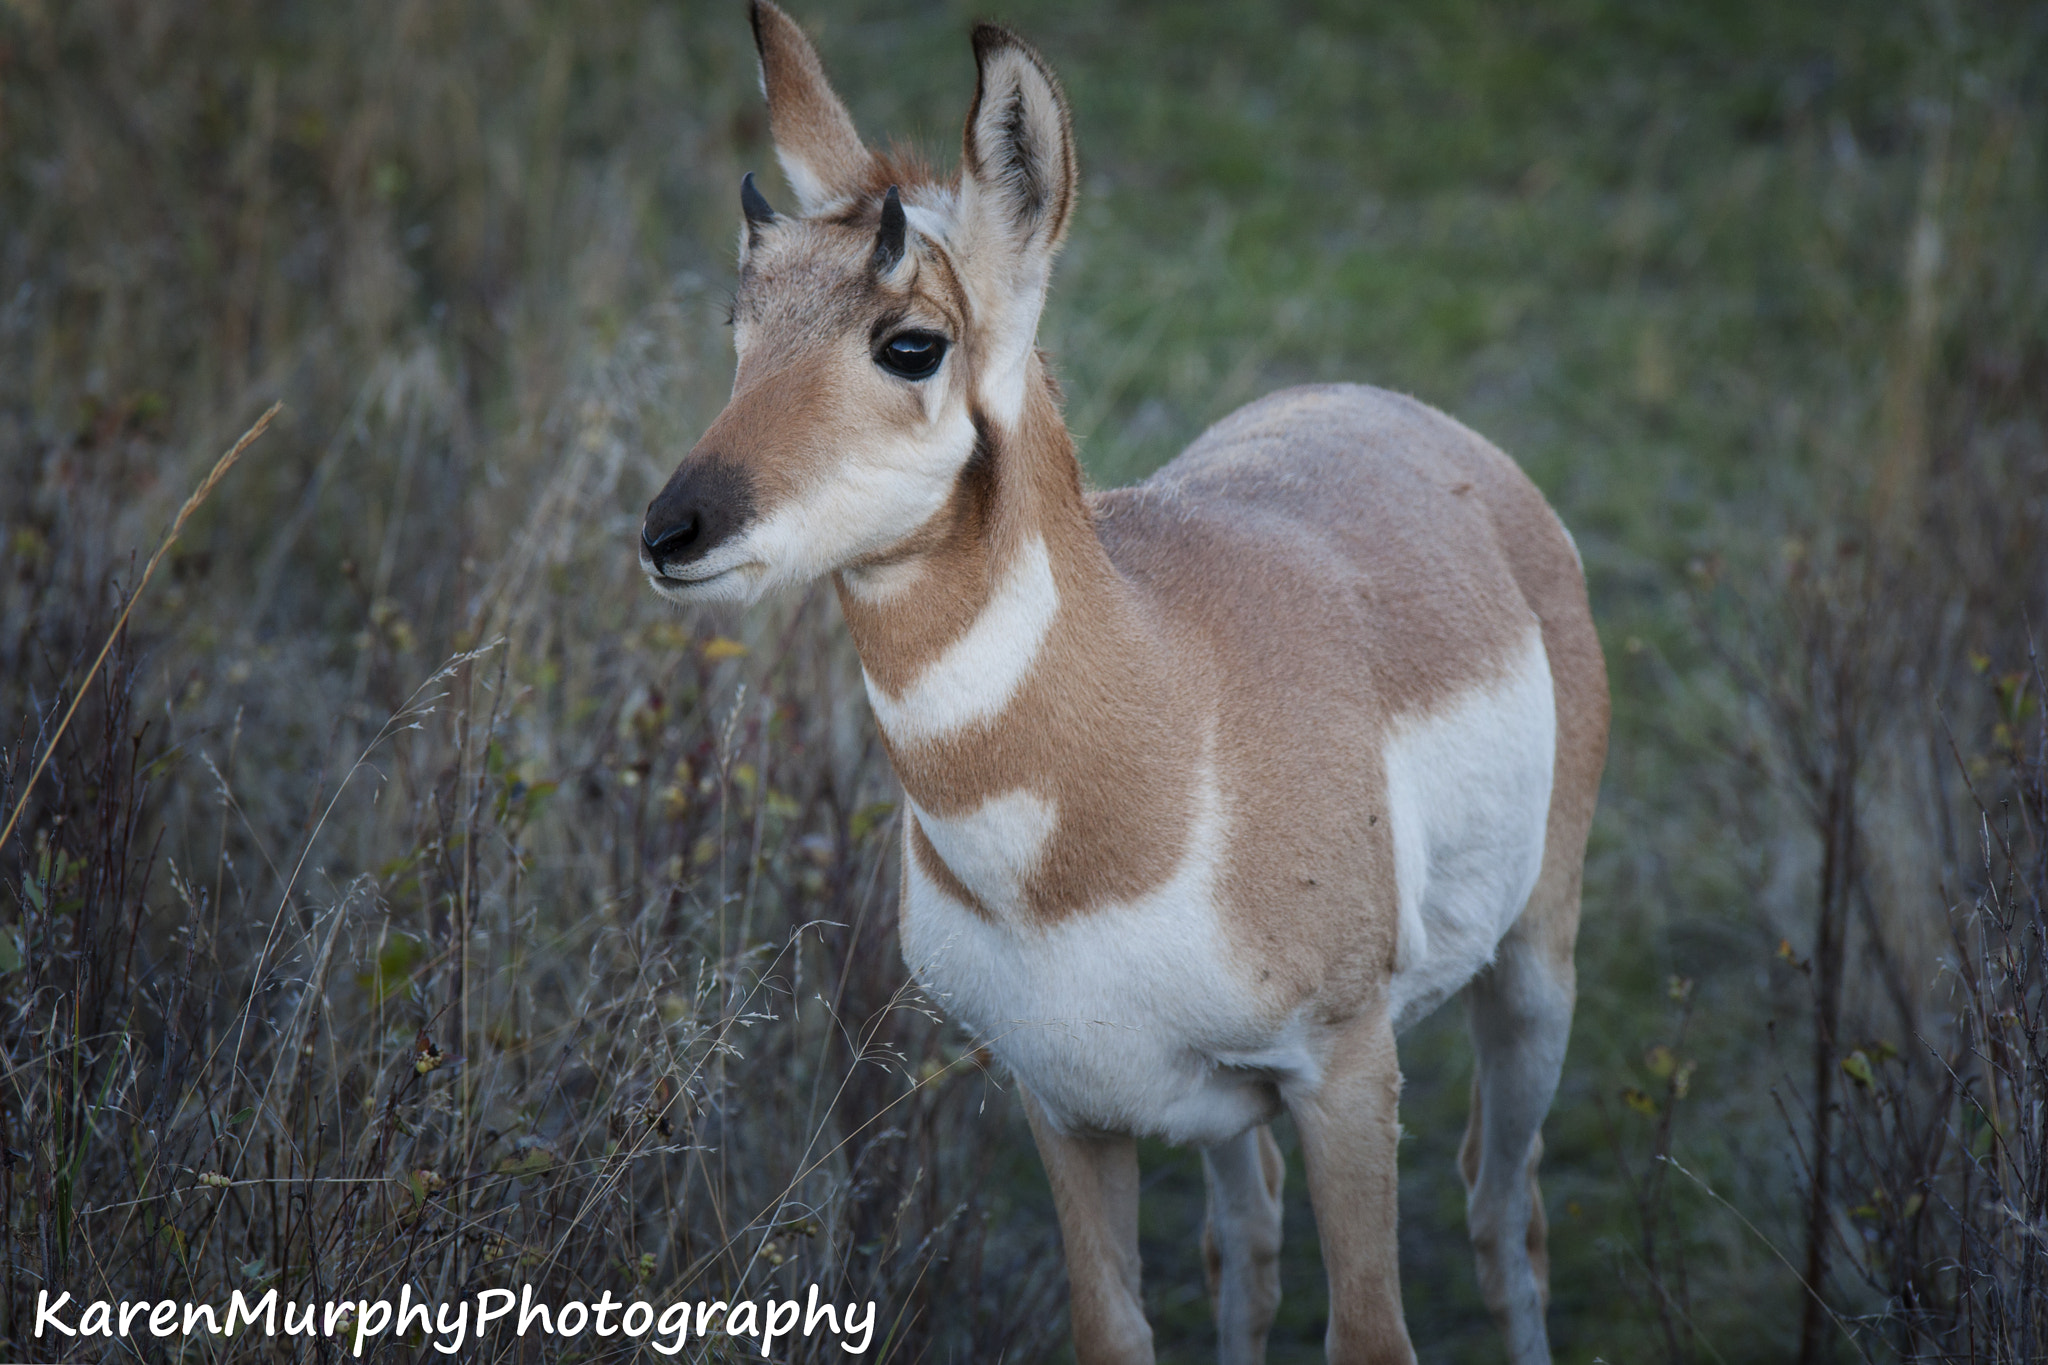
[646, 8, 1610, 1361]
[1023, 1091, 1154, 1363]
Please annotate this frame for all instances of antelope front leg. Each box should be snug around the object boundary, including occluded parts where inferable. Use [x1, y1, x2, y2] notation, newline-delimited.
[1022, 1087, 1154, 1365]
[1287, 1007, 1416, 1365]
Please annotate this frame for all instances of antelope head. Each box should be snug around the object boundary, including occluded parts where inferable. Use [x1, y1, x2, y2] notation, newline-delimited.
[639, 0, 1077, 604]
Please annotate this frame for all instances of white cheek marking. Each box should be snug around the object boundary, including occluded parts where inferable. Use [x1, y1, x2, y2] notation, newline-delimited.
[689, 403, 977, 601]
[1384, 625, 1557, 1033]
[971, 284, 1041, 432]
[910, 788, 1057, 920]
[863, 535, 1059, 742]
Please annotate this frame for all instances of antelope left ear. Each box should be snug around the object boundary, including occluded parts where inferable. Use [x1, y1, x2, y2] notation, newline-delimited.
[959, 25, 1076, 264]
[750, 0, 878, 213]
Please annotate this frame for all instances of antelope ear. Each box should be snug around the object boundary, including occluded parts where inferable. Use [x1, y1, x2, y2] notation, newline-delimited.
[958, 24, 1077, 265]
[749, 0, 876, 214]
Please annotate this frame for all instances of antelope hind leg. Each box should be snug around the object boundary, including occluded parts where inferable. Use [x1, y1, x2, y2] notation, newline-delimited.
[1021, 1087, 1154, 1365]
[1459, 925, 1574, 1365]
[1202, 1122, 1285, 1365]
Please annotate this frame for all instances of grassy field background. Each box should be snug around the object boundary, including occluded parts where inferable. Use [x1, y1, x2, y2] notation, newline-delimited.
[2, 0, 2045, 1361]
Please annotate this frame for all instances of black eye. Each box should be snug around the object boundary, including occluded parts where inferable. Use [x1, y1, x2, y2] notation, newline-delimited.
[876, 330, 946, 380]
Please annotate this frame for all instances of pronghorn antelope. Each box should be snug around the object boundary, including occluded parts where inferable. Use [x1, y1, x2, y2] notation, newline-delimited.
[639, 5, 1608, 1361]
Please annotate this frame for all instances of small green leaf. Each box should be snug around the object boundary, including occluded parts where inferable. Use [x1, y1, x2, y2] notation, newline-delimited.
[0, 932, 22, 974]
[1841, 1050, 1875, 1088]
[1621, 1086, 1659, 1117]
[226, 1107, 254, 1126]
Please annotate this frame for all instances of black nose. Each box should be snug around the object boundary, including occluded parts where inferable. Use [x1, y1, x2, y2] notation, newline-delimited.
[642, 514, 701, 562]
[641, 456, 755, 573]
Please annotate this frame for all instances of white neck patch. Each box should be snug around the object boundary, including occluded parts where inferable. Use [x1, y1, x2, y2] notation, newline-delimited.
[909, 787, 1058, 920]
[863, 534, 1059, 743]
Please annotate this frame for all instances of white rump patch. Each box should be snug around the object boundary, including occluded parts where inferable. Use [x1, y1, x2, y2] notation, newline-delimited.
[1384, 625, 1558, 1033]
[864, 536, 1059, 742]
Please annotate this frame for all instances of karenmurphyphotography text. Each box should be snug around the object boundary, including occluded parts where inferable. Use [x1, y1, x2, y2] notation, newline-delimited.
[34, 1283, 878, 1357]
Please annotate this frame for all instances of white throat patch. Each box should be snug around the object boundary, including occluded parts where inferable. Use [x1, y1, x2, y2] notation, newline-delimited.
[909, 788, 1058, 920]
[863, 535, 1059, 743]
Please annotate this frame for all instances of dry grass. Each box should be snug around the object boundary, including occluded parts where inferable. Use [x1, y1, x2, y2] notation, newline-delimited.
[2, 622, 1068, 1362]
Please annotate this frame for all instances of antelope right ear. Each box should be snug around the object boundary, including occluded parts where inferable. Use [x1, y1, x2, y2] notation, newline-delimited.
[749, 0, 877, 214]
[959, 25, 1077, 262]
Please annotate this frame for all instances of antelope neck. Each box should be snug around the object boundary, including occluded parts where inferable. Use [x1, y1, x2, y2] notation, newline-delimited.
[832, 368, 1205, 916]
[835, 371, 1110, 735]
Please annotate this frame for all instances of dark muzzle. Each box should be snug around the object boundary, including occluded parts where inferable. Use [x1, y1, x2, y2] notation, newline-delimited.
[641, 456, 755, 574]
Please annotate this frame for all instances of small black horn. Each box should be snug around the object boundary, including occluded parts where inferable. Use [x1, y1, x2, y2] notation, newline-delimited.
[873, 185, 907, 273]
[740, 172, 776, 229]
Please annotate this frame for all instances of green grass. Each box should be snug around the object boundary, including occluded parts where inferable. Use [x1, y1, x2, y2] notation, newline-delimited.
[3, 0, 2044, 1360]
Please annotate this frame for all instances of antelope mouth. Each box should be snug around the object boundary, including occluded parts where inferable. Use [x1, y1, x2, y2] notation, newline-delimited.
[640, 556, 759, 603]
[648, 565, 727, 588]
